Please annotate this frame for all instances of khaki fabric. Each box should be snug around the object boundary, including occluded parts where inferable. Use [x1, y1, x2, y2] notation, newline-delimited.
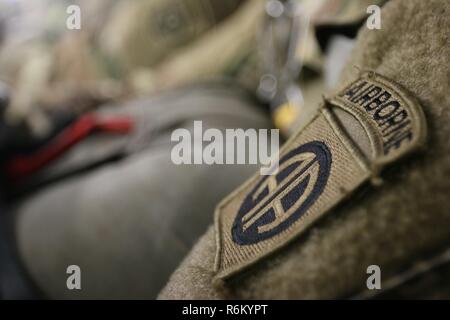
[159, 0, 450, 299]
[99, 0, 243, 75]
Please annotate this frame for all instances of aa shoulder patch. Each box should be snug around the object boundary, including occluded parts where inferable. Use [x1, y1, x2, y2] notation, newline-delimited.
[214, 71, 427, 280]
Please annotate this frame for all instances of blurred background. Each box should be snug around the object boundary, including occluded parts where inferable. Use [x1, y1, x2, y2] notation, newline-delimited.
[0, 0, 381, 299]
[0, 0, 264, 133]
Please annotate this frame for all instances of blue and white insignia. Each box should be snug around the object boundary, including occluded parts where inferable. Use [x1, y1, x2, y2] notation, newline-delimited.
[232, 141, 331, 245]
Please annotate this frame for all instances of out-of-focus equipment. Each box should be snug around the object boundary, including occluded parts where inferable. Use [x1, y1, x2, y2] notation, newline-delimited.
[257, 0, 307, 136]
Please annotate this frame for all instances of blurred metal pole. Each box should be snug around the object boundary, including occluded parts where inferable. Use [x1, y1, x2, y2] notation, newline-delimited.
[257, 0, 308, 136]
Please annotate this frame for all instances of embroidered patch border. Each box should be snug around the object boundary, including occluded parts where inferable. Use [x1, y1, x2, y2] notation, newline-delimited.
[214, 71, 427, 280]
[329, 71, 427, 165]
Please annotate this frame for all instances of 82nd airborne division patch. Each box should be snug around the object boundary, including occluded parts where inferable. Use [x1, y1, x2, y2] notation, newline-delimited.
[214, 71, 427, 280]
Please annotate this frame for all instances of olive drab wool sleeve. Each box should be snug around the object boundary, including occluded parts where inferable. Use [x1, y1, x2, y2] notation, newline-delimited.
[158, 0, 450, 299]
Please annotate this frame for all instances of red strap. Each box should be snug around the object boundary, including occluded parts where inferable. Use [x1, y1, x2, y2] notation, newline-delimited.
[6, 113, 134, 180]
